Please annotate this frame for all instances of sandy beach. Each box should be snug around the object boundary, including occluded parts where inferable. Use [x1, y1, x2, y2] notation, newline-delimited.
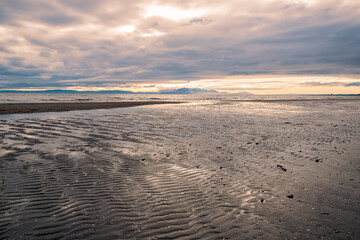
[0, 101, 182, 115]
[0, 98, 359, 239]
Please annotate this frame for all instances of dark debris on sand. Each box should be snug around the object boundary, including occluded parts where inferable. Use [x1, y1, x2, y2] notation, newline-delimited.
[277, 164, 287, 172]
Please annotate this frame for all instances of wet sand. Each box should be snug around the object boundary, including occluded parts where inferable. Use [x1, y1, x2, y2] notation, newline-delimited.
[0, 101, 182, 115]
[0, 99, 359, 239]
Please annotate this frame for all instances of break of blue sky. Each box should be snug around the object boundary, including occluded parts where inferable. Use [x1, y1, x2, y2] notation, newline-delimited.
[0, 0, 359, 94]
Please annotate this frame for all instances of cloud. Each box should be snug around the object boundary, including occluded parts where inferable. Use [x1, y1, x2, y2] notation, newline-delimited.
[0, 64, 43, 77]
[345, 82, 360, 87]
[0, 0, 359, 91]
[300, 81, 344, 86]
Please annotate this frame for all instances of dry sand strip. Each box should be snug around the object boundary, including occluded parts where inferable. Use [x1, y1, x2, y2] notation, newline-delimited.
[0, 101, 183, 115]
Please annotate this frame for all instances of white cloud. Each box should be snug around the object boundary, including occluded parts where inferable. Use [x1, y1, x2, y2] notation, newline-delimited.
[141, 31, 166, 37]
[112, 25, 136, 33]
[144, 5, 208, 21]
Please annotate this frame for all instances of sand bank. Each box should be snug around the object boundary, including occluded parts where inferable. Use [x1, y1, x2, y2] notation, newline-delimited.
[0, 101, 182, 114]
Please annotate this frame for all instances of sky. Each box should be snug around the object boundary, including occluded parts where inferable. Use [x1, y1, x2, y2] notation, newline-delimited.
[0, 0, 359, 94]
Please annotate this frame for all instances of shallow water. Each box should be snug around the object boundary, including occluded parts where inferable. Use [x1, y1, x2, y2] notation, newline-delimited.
[0, 92, 358, 103]
[0, 97, 360, 239]
[0, 93, 204, 103]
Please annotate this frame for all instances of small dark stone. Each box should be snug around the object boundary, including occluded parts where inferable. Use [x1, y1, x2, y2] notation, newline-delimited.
[287, 194, 294, 199]
[277, 165, 287, 171]
[255, 142, 259, 145]
[285, 122, 291, 124]
[315, 159, 319, 162]
[219, 167, 223, 169]
[260, 198, 264, 203]
[141, 159, 145, 161]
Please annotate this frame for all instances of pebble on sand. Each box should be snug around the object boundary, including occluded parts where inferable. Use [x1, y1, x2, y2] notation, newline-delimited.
[277, 165, 287, 171]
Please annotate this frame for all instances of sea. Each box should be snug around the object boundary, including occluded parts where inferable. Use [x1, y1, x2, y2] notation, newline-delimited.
[1, 92, 357, 103]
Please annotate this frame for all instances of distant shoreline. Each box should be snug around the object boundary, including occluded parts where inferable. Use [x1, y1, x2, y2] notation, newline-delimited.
[0, 101, 183, 115]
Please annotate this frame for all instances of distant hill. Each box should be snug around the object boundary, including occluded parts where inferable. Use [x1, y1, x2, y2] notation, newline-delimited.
[0, 88, 219, 95]
[0, 89, 135, 94]
[159, 88, 218, 94]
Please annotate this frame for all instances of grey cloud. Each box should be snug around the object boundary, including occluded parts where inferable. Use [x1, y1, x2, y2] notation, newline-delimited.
[48, 75, 97, 81]
[154, 63, 197, 75]
[39, 15, 80, 26]
[300, 81, 344, 87]
[58, 0, 103, 12]
[0, 81, 66, 89]
[227, 70, 271, 75]
[0, 1, 65, 26]
[7, 58, 38, 69]
[0, 65, 43, 77]
[0, 82, 37, 89]
[0, 74, 75, 88]
[345, 82, 360, 87]
[190, 18, 212, 25]
[0, 46, 10, 53]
